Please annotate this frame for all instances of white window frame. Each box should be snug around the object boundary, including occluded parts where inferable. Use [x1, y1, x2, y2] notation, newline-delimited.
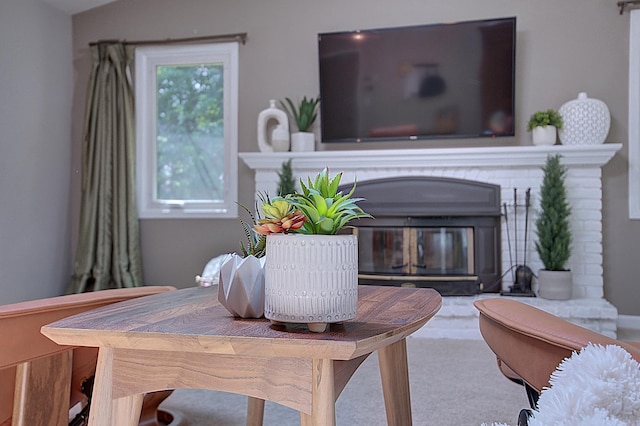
[135, 42, 238, 219]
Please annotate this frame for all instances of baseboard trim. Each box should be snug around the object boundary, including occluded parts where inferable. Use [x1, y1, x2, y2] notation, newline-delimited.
[618, 314, 640, 330]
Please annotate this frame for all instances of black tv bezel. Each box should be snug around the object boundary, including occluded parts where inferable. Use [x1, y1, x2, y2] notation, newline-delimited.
[317, 16, 517, 143]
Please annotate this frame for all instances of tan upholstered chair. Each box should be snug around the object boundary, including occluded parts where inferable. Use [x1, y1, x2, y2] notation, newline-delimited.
[0, 286, 184, 426]
[474, 298, 640, 411]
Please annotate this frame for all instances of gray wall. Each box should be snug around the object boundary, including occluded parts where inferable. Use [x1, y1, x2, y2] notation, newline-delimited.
[72, 0, 640, 315]
[0, 0, 72, 304]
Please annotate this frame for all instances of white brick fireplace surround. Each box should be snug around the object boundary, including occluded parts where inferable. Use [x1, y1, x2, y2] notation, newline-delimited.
[240, 143, 622, 339]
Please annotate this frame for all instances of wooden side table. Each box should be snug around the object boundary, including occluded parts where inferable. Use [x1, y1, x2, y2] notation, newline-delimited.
[42, 285, 441, 426]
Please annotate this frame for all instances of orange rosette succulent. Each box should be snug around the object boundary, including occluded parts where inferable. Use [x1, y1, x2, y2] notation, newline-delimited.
[254, 199, 306, 235]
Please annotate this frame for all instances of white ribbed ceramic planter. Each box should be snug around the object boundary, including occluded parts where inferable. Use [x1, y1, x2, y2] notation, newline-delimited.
[264, 234, 358, 332]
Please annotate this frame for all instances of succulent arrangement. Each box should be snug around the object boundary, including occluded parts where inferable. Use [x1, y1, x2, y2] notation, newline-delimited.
[253, 167, 372, 236]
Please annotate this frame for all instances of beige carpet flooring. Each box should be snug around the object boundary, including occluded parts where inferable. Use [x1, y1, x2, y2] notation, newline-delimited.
[160, 338, 530, 425]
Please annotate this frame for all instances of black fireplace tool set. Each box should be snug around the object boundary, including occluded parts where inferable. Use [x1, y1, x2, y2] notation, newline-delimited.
[500, 188, 536, 297]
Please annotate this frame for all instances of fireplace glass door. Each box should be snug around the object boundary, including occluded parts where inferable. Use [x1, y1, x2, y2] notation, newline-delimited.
[413, 227, 474, 275]
[358, 227, 474, 277]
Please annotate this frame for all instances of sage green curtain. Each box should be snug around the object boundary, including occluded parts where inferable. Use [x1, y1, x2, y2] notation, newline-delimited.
[67, 43, 143, 293]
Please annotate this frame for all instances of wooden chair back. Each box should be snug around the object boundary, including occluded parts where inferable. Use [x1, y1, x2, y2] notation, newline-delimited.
[0, 286, 176, 426]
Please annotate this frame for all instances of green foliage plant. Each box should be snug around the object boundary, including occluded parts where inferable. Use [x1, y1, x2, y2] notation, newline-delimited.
[287, 168, 373, 235]
[277, 159, 297, 196]
[535, 154, 572, 271]
[526, 109, 563, 131]
[281, 96, 320, 132]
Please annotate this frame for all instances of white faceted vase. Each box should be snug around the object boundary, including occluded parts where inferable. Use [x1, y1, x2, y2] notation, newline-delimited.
[217, 253, 266, 318]
[264, 234, 358, 332]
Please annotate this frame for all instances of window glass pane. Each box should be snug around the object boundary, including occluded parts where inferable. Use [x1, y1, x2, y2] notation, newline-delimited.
[155, 63, 224, 202]
[135, 42, 238, 219]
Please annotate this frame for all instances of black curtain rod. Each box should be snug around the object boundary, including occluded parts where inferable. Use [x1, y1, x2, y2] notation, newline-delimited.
[89, 32, 247, 47]
[618, 0, 640, 14]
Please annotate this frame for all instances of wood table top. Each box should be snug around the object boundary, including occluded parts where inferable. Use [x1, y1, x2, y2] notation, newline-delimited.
[42, 285, 441, 361]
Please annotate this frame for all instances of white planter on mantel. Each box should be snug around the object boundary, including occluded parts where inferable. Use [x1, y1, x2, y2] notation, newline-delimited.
[532, 125, 558, 146]
[290, 131, 315, 152]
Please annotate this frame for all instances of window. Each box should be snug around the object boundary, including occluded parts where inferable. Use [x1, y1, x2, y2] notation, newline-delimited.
[135, 42, 238, 218]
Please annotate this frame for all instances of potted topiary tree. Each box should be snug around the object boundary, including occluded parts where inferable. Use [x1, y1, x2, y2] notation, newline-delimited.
[281, 96, 319, 152]
[527, 109, 563, 146]
[535, 154, 572, 299]
[277, 159, 296, 196]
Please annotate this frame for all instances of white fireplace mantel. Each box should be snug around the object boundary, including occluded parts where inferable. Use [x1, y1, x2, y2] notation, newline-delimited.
[240, 143, 621, 299]
[239, 143, 621, 172]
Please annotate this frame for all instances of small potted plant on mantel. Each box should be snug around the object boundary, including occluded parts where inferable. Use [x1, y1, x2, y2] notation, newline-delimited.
[527, 109, 563, 146]
[535, 154, 573, 300]
[281, 96, 319, 152]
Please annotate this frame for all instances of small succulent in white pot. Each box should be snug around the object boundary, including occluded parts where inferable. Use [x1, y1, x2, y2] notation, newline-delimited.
[527, 109, 563, 146]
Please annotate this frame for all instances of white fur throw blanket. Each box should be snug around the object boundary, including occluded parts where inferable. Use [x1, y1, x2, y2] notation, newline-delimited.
[484, 343, 640, 426]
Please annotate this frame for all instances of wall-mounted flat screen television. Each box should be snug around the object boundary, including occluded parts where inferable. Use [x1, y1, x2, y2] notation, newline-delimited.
[318, 17, 516, 143]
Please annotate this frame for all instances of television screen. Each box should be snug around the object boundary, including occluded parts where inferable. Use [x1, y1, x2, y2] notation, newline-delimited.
[318, 17, 516, 143]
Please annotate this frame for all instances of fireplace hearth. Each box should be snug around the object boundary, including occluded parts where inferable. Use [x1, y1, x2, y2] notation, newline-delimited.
[343, 176, 501, 295]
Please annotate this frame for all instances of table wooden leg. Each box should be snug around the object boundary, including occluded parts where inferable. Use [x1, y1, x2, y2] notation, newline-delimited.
[246, 397, 265, 426]
[88, 347, 141, 426]
[113, 394, 144, 426]
[378, 338, 412, 426]
[300, 358, 336, 426]
[88, 347, 115, 426]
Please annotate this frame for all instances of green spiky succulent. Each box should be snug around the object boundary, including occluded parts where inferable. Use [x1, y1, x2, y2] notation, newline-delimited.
[281, 96, 319, 132]
[284, 167, 372, 235]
